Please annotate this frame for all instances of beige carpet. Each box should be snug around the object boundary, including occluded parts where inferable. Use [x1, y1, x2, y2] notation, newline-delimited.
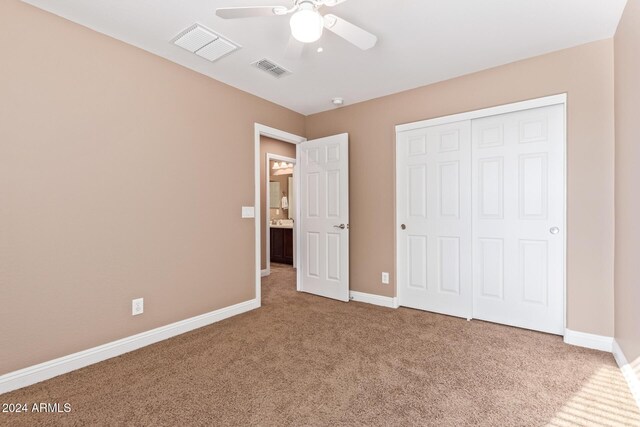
[2, 263, 639, 426]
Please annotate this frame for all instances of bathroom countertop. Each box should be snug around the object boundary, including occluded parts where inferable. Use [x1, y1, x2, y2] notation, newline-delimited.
[269, 224, 293, 229]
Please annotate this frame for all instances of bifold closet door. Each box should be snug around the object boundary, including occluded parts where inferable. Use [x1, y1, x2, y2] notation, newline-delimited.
[397, 121, 472, 318]
[471, 104, 565, 335]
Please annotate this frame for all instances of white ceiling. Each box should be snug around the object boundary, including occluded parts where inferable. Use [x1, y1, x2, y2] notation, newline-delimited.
[21, 0, 627, 115]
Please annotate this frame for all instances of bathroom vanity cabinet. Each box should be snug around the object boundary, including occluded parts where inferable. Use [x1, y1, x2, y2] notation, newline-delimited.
[270, 227, 293, 265]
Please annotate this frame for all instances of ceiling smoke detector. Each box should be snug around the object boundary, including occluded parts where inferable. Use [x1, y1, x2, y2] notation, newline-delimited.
[332, 97, 344, 106]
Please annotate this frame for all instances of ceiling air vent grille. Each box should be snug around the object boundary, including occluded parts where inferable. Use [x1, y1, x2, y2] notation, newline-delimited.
[253, 59, 291, 78]
[172, 24, 240, 63]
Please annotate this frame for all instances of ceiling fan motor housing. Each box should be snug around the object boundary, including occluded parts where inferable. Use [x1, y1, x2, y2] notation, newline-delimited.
[290, 1, 324, 43]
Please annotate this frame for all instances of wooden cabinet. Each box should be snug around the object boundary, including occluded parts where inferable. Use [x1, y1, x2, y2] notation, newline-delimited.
[283, 229, 293, 264]
[270, 227, 293, 265]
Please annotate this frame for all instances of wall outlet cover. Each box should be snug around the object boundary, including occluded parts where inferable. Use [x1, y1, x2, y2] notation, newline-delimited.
[382, 272, 390, 284]
[132, 298, 144, 316]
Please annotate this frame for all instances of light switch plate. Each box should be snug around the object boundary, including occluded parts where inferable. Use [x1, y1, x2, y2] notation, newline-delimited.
[242, 206, 255, 218]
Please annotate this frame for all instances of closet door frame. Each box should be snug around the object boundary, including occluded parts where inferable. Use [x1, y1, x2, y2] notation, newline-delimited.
[395, 93, 567, 333]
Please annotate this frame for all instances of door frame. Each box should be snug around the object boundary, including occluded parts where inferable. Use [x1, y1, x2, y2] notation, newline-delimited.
[395, 93, 567, 332]
[265, 152, 297, 276]
[255, 124, 306, 306]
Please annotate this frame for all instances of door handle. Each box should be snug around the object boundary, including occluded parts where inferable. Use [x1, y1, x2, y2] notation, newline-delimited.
[549, 227, 560, 235]
[333, 224, 346, 230]
[400, 224, 406, 230]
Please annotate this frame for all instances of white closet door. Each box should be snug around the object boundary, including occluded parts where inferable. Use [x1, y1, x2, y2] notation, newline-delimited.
[472, 104, 565, 334]
[397, 121, 472, 318]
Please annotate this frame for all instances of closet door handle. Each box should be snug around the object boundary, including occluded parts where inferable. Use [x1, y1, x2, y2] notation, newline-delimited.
[333, 224, 346, 230]
[549, 227, 560, 235]
[400, 224, 406, 230]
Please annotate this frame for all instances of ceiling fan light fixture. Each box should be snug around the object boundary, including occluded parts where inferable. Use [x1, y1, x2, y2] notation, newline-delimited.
[290, 2, 324, 43]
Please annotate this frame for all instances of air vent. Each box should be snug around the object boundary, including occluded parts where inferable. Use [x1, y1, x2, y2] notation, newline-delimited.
[172, 24, 240, 63]
[253, 58, 291, 78]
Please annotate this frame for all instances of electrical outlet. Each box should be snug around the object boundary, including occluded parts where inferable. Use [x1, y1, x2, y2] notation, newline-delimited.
[381, 272, 390, 284]
[132, 298, 144, 316]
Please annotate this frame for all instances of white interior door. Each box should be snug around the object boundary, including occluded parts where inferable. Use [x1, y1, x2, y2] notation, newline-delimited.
[472, 104, 565, 334]
[397, 121, 472, 318]
[298, 133, 349, 302]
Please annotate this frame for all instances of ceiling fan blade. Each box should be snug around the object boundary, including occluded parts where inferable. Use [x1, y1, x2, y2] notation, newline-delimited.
[284, 36, 305, 60]
[321, 0, 349, 6]
[216, 6, 288, 19]
[323, 14, 377, 50]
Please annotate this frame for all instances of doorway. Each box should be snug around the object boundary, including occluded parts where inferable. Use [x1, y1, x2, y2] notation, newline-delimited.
[265, 153, 296, 273]
[255, 125, 351, 306]
[254, 124, 306, 306]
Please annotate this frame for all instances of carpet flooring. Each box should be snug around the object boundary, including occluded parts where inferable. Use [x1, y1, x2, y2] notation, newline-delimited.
[2, 263, 639, 426]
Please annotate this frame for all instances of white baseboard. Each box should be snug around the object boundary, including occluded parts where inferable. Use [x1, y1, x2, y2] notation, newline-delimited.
[261, 269, 269, 277]
[563, 328, 613, 352]
[0, 298, 260, 395]
[613, 340, 640, 410]
[349, 291, 398, 309]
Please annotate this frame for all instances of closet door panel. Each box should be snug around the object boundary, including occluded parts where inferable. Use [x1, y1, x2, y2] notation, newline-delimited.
[471, 104, 565, 335]
[397, 121, 472, 318]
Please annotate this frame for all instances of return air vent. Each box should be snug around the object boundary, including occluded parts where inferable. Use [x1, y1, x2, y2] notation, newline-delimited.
[253, 58, 291, 78]
[172, 24, 240, 63]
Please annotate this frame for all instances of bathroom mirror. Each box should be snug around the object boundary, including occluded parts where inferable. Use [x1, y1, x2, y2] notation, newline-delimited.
[269, 182, 280, 208]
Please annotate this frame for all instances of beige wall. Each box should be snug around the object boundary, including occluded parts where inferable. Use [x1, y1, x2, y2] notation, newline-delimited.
[306, 40, 616, 337]
[0, 0, 304, 374]
[259, 137, 296, 270]
[614, 0, 640, 364]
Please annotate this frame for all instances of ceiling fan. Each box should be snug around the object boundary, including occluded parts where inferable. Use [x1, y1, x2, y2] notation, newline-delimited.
[216, 0, 378, 51]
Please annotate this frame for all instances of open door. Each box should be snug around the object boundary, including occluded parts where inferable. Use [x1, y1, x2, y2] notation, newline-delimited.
[298, 133, 349, 302]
